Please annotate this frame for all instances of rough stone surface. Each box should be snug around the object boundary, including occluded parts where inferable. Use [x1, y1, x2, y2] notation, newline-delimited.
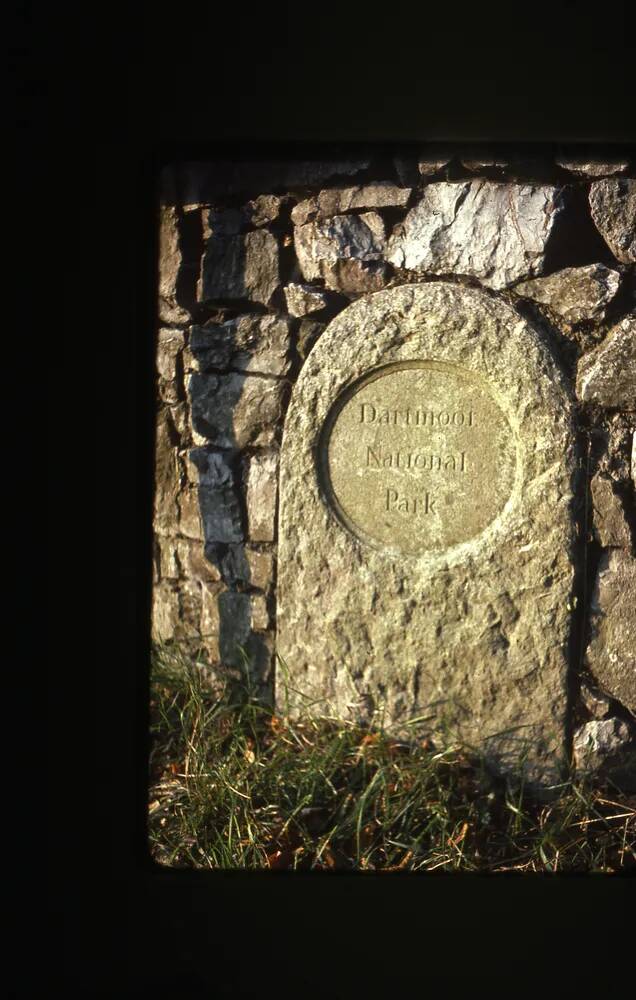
[586, 549, 636, 716]
[386, 182, 565, 289]
[159, 206, 190, 324]
[291, 183, 411, 225]
[283, 283, 329, 318]
[590, 473, 632, 548]
[294, 212, 388, 294]
[178, 487, 204, 541]
[246, 451, 278, 542]
[632, 433, 636, 485]
[514, 264, 621, 325]
[589, 178, 636, 264]
[220, 545, 274, 590]
[178, 159, 372, 202]
[576, 316, 636, 408]
[573, 718, 633, 772]
[244, 194, 285, 228]
[580, 682, 612, 719]
[417, 147, 454, 176]
[189, 315, 292, 376]
[277, 282, 577, 784]
[152, 582, 181, 643]
[153, 409, 182, 535]
[189, 448, 243, 545]
[199, 229, 280, 305]
[297, 319, 325, 360]
[556, 153, 630, 178]
[460, 148, 509, 171]
[189, 372, 285, 449]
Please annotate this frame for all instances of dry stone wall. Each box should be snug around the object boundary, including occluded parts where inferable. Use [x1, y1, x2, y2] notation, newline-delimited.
[152, 147, 636, 783]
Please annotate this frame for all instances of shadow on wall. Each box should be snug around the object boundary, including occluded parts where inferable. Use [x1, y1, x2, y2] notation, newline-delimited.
[188, 386, 274, 703]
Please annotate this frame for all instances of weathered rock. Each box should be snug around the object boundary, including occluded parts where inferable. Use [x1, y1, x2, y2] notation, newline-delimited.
[386, 181, 565, 289]
[251, 593, 270, 631]
[283, 283, 329, 318]
[220, 544, 274, 590]
[199, 229, 280, 305]
[178, 159, 372, 202]
[178, 487, 204, 541]
[586, 549, 636, 716]
[632, 432, 636, 485]
[153, 408, 182, 535]
[244, 194, 285, 228]
[291, 182, 411, 225]
[277, 282, 577, 785]
[200, 581, 222, 660]
[590, 473, 632, 548]
[204, 208, 244, 237]
[589, 178, 636, 264]
[189, 448, 243, 545]
[295, 320, 324, 361]
[176, 537, 222, 584]
[156, 328, 185, 404]
[576, 315, 636, 408]
[151, 582, 181, 643]
[573, 718, 633, 772]
[159, 206, 190, 324]
[556, 151, 630, 178]
[294, 212, 388, 294]
[189, 372, 285, 448]
[189, 315, 292, 376]
[514, 264, 621, 325]
[460, 148, 509, 171]
[210, 589, 273, 680]
[156, 536, 179, 579]
[580, 681, 612, 720]
[245, 451, 278, 542]
[393, 156, 419, 187]
[417, 147, 454, 176]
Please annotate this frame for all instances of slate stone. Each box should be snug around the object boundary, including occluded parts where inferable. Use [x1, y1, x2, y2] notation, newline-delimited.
[199, 229, 280, 305]
[277, 282, 577, 786]
[189, 372, 285, 449]
[294, 212, 388, 294]
[586, 549, 636, 716]
[386, 181, 565, 289]
[589, 178, 636, 264]
[576, 315, 636, 408]
[514, 264, 621, 325]
[189, 315, 292, 376]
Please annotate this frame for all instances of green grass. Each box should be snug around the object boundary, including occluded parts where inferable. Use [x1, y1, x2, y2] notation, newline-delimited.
[148, 644, 636, 872]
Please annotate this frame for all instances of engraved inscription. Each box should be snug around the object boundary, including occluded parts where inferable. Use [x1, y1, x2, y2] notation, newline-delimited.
[322, 361, 517, 554]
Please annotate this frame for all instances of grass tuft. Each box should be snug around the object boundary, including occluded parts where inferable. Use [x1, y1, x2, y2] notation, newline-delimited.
[148, 644, 636, 872]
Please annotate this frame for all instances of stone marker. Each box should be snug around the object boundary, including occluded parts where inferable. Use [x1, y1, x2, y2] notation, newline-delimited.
[277, 282, 578, 785]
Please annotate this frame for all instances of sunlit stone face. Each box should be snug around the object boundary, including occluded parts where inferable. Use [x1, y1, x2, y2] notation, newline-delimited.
[321, 361, 517, 555]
